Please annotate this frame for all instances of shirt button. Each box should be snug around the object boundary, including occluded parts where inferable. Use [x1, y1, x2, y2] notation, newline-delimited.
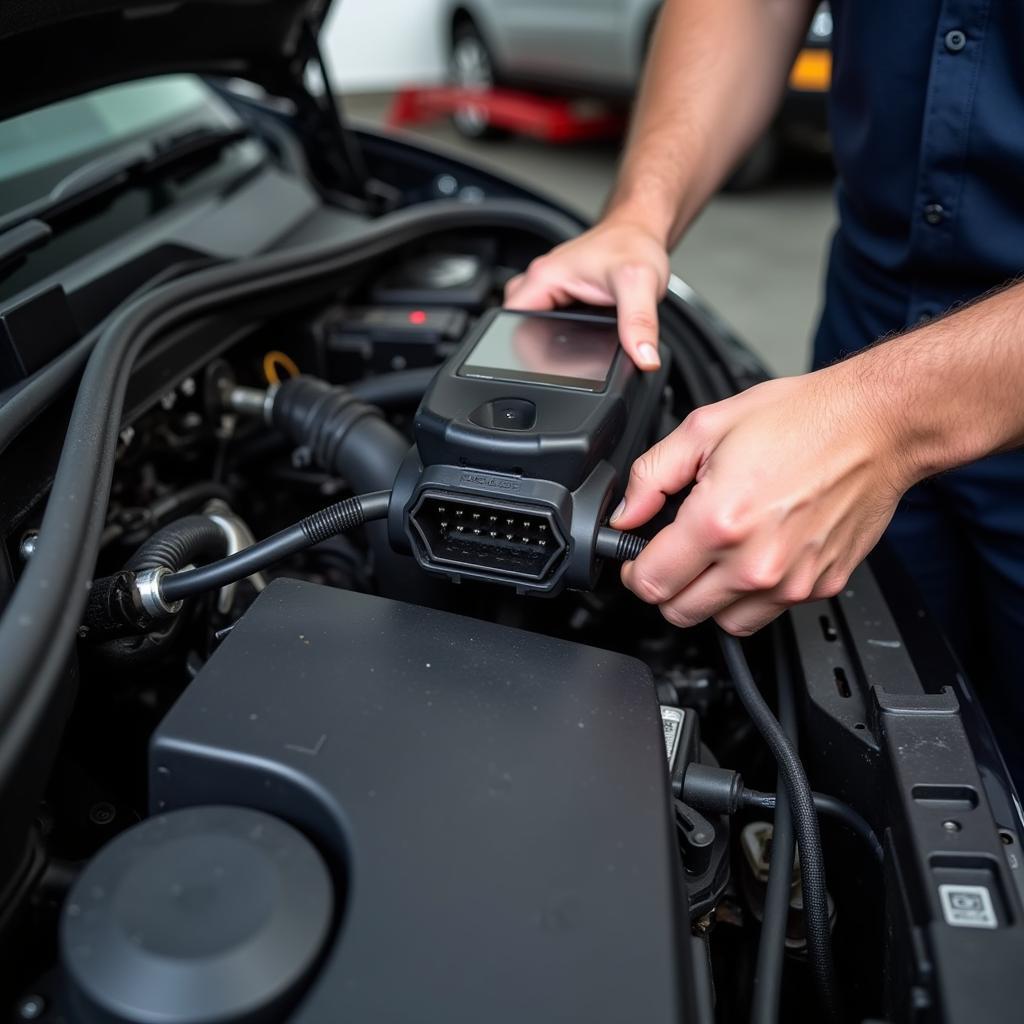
[945, 29, 966, 52]
[924, 202, 946, 225]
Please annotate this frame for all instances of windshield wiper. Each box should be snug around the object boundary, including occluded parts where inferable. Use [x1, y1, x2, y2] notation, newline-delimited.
[0, 126, 249, 274]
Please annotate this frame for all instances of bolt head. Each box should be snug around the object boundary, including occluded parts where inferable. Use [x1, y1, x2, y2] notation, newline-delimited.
[19, 531, 39, 561]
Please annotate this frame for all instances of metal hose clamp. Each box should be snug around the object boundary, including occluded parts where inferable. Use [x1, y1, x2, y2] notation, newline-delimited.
[205, 505, 268, 613]
[133, 566, 184, 619]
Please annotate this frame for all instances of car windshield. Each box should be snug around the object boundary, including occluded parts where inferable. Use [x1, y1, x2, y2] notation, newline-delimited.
[0, 75, 237, 217]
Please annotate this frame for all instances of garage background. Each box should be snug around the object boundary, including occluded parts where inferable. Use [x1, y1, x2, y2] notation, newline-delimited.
[323, 0, 835, 377]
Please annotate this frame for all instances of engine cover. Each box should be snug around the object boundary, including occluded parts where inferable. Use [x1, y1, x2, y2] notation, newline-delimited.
[150, 579, 694, 1023]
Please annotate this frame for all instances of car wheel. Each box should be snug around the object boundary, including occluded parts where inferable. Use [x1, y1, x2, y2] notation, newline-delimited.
[449, 20, 508, 141]
[723, 129, 780, 192]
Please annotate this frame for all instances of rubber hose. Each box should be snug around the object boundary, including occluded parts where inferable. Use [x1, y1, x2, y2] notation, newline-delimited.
[124, 515, 226, 573]
[751, 628, 798, 1024]
[85, 514, 229, 659]
[718, 632, 840, 1022]
[271, 376, 408, 493]
[269, 375, 418, 599]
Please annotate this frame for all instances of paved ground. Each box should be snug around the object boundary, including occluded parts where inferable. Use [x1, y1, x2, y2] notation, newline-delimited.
[347, 93, 837, 377]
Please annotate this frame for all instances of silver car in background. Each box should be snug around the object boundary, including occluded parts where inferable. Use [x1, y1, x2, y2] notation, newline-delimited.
[445, 1, 833, 187]
[450, 0, 662, 102]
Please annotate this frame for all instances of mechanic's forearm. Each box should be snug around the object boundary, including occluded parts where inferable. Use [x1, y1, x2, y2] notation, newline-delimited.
[837, 280, 1024, 484]
[605, 0, 815, 247]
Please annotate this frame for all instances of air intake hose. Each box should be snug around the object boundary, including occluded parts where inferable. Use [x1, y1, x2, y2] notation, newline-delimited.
[269, 375, 420, 598]
[271, 376, 409, 494]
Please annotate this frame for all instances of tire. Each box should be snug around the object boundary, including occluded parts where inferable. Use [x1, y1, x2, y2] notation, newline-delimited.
[448, 19, 508, 141]
[723, 129, 780, 192]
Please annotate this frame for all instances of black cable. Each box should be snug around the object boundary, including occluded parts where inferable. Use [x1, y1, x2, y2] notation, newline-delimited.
[740, 787, 883, 864]
[718, 632, 840, 1022]
[811, 793, 882, 864]
[160, 490, 390, 603]
[0, 197, 581, 787]
[599, 526, 841, 1019]
[677, 761, 882, 865]
[347, 366, 437, 408]
[595, 526, 648, 562]
[753, 627, 798, 1024]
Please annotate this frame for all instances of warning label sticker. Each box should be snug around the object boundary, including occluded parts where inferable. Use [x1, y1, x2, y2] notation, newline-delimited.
[938, 884, 998, 929]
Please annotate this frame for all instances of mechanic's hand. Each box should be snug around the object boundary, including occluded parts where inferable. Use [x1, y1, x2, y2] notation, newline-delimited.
[612, 368, 914, 635]
[503, 217, 670, 370]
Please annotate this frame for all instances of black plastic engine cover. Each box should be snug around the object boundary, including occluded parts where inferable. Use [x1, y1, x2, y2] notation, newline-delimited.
[151, 579, 693, 1023]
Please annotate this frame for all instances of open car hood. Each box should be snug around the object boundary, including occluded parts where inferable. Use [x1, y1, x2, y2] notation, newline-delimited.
[0, 0, 332, 122]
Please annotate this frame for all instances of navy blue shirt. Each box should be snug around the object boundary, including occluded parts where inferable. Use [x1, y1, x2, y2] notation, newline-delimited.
[815, 0, 1024, 363]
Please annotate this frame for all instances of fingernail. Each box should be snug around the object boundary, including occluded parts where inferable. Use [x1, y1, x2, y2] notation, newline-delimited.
[637, 343, 660, 368]
[610, 498, 626, 524]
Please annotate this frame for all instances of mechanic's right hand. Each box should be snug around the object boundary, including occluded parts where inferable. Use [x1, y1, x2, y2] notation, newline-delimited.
[503, 216, 670, 370]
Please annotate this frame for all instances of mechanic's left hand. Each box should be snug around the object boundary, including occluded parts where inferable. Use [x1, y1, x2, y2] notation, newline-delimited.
[611, 367, 916, 635]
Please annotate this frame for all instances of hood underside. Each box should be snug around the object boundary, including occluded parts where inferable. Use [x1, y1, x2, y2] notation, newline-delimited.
[0, 0, 331, 122]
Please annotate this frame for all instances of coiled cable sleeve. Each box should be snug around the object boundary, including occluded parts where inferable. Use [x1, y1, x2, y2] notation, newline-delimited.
[159, 491, 390, 603]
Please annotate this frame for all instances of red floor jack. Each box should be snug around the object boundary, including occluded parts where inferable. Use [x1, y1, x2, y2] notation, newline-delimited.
[387, 86, 626, 143]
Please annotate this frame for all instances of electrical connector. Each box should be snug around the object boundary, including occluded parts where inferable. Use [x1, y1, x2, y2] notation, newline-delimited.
[408, 492, 568, 584]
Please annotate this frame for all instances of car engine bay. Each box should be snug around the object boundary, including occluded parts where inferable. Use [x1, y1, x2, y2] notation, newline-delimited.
[1, 186, 1022, 1024]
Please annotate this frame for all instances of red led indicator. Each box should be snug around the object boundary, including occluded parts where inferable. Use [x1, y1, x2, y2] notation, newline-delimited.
[408, 309, 428, 325]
